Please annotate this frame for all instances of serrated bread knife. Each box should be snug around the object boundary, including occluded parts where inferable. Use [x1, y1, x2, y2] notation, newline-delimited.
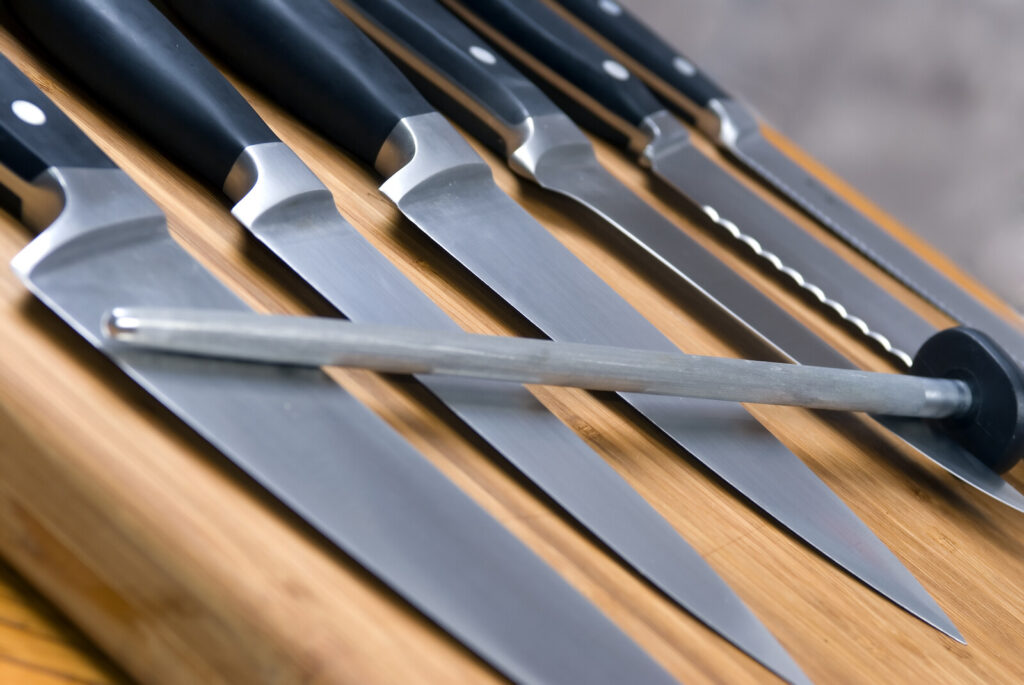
[1, 1, 782, 680]
[550, 0, 1024, 366]
[149, 0, 962, 646]
[0, 49, 676, 683]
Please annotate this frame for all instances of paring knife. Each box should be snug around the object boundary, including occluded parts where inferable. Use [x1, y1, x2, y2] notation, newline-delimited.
[0, 50, 673, 684]
[551, 0, 1024, 365]
[440, 0, 947, 370]
[159, 0, 961, 647]
[0, 2, 753, 681]
[433, 0, 1024, 507]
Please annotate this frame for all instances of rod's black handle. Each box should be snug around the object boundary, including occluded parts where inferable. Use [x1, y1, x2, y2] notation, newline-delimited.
[914, 327, 1024, 474]
[446, 0, 664, 130]
[552, 0, 729, 109]
[345, 0, 562, 158]
[164, 0, 435, 168]
[5, 0, 278, 190]
[0, 53, 114, 223]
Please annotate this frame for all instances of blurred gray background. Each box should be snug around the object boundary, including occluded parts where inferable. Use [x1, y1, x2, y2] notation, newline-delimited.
[627, 0, 1023, 311]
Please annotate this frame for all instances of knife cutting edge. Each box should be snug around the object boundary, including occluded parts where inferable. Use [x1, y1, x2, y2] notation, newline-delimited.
[157, 0, 963, 647]
[550, 0, 1024, 367]
[431, 0, 1024, 510]
[2, 1, 812, 681]
[0, 3, 695, 683]
[0, 45, 681, 684]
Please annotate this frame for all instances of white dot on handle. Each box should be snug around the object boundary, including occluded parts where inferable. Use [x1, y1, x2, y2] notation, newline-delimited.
[673, 55, 697, 76]
[12, 100, 46, 126]
[598, 0, 622, 15]
[602, 59, 630, 81]
[469, 45, 497, 65]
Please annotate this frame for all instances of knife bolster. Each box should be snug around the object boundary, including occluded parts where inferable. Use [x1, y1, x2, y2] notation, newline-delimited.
[699, 98, 760, 149]
[507, 113, 592, 181]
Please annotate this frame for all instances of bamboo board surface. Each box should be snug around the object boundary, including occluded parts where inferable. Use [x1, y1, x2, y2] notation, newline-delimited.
[1, 17, 1023, 685]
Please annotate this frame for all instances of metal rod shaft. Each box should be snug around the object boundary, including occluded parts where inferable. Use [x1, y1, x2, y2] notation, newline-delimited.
[105, 307, 974, 419]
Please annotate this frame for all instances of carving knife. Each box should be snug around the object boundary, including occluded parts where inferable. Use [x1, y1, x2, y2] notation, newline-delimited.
[0, 52, 673, 684]
[439, 0, 951, 370]
[429, 0, 1024, 507]
[157, 0, 961, 644]
[0, 3, 801, 680]
[548, 0, 1024, 365]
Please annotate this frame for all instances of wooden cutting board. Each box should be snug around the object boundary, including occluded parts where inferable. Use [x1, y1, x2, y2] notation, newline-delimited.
[1, 19, 1023, 684]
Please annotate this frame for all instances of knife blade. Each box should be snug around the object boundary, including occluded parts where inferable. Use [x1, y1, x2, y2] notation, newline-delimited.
[550, 0, 1024, 366]
[434, 0, 1024, 512]
[0, 49, 675, 684]
[1, 2, 794, 681]
[156, 0, 964, 647]
[441, 0, 949, 370]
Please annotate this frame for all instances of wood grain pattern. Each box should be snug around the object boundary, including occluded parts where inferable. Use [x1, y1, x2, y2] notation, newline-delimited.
[0, 563, 125, 685]
[0, 19, 1022, 685]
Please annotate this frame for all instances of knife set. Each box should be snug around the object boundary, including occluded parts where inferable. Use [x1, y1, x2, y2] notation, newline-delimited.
[0, 1, 1020, 683]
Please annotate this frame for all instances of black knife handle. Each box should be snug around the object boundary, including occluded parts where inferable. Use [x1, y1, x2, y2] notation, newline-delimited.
[0, 54, 114, 222]
[344, 0, 561, 158]
[445, 0, 664, 130]
[0, 56, 113, 183]
[164, 0, 435, 168]
[5, 0, 278, 190]
[552, 0, 729, 109]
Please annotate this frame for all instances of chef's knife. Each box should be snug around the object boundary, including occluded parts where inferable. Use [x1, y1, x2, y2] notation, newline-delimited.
[0, 50, 674, 684]
[0, 3, 760, 680]
[433, 0, 1024, 504]
[551, 0, 1024, 365]
[157, 0, 962, 646]
[440, 0, 948, 370]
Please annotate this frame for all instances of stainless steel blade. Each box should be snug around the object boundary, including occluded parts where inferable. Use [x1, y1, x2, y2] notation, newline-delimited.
[378, 112, 963, 642]
[730, 131, 1024, 366]
[526, 124, 1024, 516]
[225, 142, 804, 683]
[644, 118, 938, 367]
[11, 166, 677, 684]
